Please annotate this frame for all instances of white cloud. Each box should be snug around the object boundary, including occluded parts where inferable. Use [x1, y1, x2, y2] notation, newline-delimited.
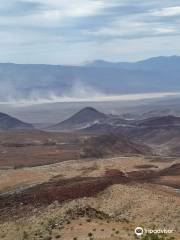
[84, 3, 180, 40]
[87, 20, 149, 37]
[0, 0, 108, 28]
[155, 27, 177, 34]
[0, 1, 180, 64]
[36, 0, 105, 21]
[86, 17, 179, 39]
[151, 6, 180, 17]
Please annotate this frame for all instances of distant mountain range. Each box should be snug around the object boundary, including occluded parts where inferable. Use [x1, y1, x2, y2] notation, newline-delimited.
[0, 112, 33, 131]
[88, 55, 180, 71]
[0, 55, 180, 101]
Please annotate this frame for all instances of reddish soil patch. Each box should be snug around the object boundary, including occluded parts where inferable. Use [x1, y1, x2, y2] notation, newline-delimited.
[127, 170, 159, 180]
[105, 169, 126, 177]
[0, 164, 179, 221]
[0, 175, 128, 209]
[135, 164, 158, 169]
[0, 168, 160, 221]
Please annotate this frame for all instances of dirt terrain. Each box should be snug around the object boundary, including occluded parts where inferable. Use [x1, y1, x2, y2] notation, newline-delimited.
[0, 130, 152, 169]
[0, 128, 179, 240]
[0, 153, 179, 239]
[0, 131, 83, 168]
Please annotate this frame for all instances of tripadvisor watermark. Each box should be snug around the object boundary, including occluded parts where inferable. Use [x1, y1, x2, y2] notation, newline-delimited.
[135, 227, 174, 237]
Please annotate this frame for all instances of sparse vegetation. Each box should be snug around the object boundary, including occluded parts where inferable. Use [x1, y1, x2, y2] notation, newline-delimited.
[86, 218, 91, 222]
[141, 234, 175, 240]
[88, 232, 93, 237]
[55, 234, 61, 239]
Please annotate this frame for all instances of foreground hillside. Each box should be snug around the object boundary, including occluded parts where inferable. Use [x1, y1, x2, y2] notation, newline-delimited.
[0, 156, 179, 240]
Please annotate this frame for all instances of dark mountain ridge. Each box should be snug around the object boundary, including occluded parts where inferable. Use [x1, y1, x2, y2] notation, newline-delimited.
[0, 112, 33, 131]
[48, 107, 107, 131]
[136, 115, 180, 127]
[88, 55, 180, 71]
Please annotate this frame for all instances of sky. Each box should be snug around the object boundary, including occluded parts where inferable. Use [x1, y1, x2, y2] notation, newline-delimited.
[0, 0, 180, 65]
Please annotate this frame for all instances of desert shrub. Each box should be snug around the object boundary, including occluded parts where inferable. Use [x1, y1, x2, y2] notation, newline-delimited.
[141, 233, 175, 240]
[47, 218, 56, 229]
[86, 218, 91, 222]
[22, 231, 28, 239]
[43, 235, 52, 240]
[55, 234, 61, 239]
[88, 232, 93, 237]
[14, 164, 24, 169]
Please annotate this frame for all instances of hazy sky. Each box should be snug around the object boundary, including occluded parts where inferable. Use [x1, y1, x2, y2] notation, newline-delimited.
[0, 0, 180, 64]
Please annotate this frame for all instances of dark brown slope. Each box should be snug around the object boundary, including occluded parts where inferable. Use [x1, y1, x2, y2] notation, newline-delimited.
[160, 163, 180, 176]
[81, 134, 152, 158]
[79, 114, 180, 157]
[124, 124, 180, 156]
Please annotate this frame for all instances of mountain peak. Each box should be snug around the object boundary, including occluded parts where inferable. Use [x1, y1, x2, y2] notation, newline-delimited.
[78, 107, 102, 114]
[66, 107, 106, 123]
[86, 60, 113, 68]
[48, 107, 107, 131]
